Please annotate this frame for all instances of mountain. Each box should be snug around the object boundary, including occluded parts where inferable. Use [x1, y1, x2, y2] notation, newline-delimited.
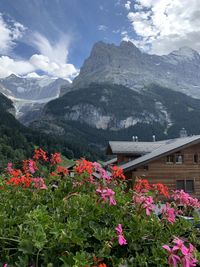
[31, 41, 200, 156]
[43, 83, 168, 131]
[4, 40, 200, 161]
[72, 41, 200, 98]
[0, 74, 70, 100]
[0, 91, 102, 165]
[0, 74, 71, 122]
[31, 83, 200, 155]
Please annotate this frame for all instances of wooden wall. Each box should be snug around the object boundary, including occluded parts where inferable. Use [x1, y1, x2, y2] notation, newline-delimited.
[117, 154, 141, 164]
[127, 143, 200, 198]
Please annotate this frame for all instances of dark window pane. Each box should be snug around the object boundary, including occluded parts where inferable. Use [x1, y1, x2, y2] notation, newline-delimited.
[166, 155, 174, 163]
[175, 155, 183, 164]
[186, 180, 194, 193]
[193, 154, 198, 164]
[144, 165, 148, 171]
[176, 180, 184, 190]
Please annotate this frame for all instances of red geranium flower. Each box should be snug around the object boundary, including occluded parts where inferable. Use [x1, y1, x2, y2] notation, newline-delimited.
[75, 158, 94, 175]
[33, 148, 48, 162]
[50, 152, 62, 165]
[134, 178, 151, 193]
[111, 166, 125, 180]
[152, 183, 170, 198]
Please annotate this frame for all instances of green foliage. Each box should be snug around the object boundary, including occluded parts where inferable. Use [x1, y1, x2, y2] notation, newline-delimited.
[0, 165, 199, 266]
[0, 91, 102, 166]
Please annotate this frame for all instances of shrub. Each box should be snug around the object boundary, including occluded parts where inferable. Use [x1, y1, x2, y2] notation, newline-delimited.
[0, 151, 199, 266]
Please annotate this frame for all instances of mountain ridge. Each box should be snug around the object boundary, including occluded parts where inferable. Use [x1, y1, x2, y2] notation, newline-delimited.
[0, 74, 71, 122]
[72, 41, 200, 98]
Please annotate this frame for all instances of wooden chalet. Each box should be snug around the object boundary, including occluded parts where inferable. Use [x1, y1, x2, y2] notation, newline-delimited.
[106, 135, 200, 198]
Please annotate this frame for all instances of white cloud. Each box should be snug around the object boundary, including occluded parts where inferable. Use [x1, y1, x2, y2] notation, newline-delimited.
[126, 0, 200, 55]
[0, 14, 25, 53]
[0, 31, 79, 80]
[30, 54, 78, 79]
[0, 56, 34, 78]
[32, 33, 70, 64]
[98, 25, 108, 31]
[125, 1, 131, 11]
[0, 53, 78, 80]
[25, 72, 43, 79]
[0, 15, 78, 80]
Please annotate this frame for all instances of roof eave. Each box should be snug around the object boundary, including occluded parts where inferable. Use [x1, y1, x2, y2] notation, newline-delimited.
[122, 137, 200, 172]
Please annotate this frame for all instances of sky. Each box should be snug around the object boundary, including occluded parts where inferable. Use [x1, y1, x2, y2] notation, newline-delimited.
[0, 0, 200, 80]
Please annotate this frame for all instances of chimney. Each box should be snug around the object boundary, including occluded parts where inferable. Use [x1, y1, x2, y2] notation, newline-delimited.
[132, 136, 135, 142]
[135, 136, 138, 142]
[152, 135, 156, 142]
[179, 128, 187, 138]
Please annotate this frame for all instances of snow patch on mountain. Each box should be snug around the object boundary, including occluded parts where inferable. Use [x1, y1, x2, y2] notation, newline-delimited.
[0, 74, 71, 122]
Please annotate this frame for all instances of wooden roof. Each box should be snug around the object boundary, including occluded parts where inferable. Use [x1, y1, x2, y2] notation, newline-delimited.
[120, 135, 200, 172]
[107, 140, 167, 155]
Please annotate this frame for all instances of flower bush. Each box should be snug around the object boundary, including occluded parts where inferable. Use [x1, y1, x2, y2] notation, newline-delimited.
[0, 151, 199, 266]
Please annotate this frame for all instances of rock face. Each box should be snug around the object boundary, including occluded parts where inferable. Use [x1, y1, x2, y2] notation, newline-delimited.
[62, 102, 168, 131]
[73, 41, 200, 98]
[0, 74, 70, 100]
[32, 82, 200, 146]
[0, 74, 71, 122]
[42, 83, 186, 132]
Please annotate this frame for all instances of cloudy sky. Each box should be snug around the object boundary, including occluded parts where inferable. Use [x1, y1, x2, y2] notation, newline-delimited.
[0, 0, 199, 80]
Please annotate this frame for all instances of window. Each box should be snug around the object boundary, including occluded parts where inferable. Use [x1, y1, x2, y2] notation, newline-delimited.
[176, 180, 184, 190]
[186, 180, 194, 193]
[166, 155, 174, 164]
[143, 165, 148, 171]
[166, 154, 184, 164]
[193, 154, 198, 164]
[176, 180, 194, 193]
[175, 154, 183, 164]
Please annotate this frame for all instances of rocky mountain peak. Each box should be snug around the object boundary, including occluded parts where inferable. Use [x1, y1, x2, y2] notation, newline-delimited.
[169, 46, 200, 60]
[72, 41, 200, 98]
[5, 73, 20, 81]
[120, 40, 140, 51]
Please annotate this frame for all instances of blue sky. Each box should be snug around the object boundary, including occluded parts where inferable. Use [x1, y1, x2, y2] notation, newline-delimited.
[0, 0, 199, 79]
[0, 0, 132, 65]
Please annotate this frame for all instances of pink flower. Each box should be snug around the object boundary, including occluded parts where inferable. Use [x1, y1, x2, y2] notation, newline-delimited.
[93, 162, 111, 181]
[163, 238, 198, 267]
[173, 237, 188, 255]
[118, 234, 127, 246]
[31, 177, 47, 189]
[163, 244, 181, 266]
[143, 196, 155, 216]
[133, 195, 155, 216]
[162, 203, 176, 224]
[29, 160, 37, 174]
[7, 162, 13, 174]
[96, 188, 116, 205]
[182, 258, 198, 267]
[172, 190, 200, 209]
[115, 224, 127, 246]
[177, 242, 198, 267]
[182, 246, 198, 267]
[115, 224, 123, 235]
